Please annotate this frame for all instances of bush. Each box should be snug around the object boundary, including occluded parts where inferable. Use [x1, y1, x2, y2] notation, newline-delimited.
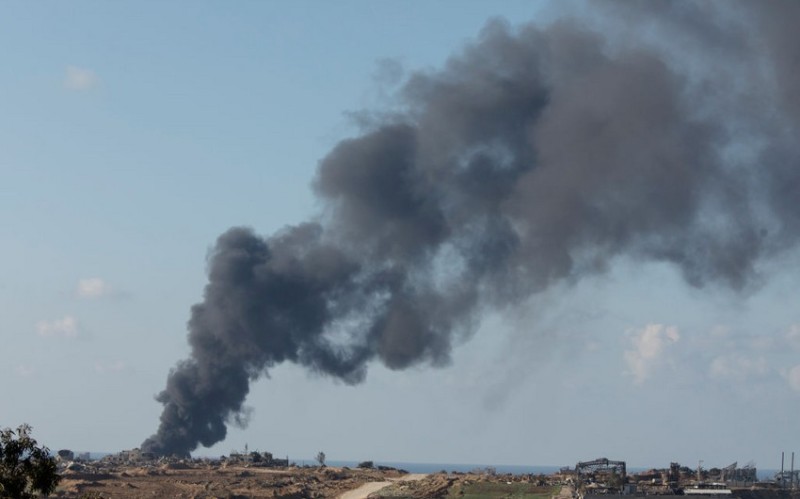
[0, 424, 60, 498]
[357, 460, 374, 469]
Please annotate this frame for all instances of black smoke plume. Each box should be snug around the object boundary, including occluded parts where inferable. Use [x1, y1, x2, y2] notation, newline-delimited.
[142, 2, 800, 456]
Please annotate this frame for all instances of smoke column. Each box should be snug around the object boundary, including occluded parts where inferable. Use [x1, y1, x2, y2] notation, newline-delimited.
[142, 2, 800, 456]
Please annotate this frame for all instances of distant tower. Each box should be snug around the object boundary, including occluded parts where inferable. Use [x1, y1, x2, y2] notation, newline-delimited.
[669, 462, 681, 486]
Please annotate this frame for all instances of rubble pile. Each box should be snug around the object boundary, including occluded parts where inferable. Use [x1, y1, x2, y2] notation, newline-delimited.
[369, 473, 455, 498]
[368, 471, 559, 499]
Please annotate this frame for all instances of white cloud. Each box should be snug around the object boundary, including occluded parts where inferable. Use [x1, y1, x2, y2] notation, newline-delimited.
[94, 360, 127, 374]
[709, 354, 769, 381]
[77, 277, 112, 298]
[785, 324, 800, 350]
[15, 365, 35, 378]
[709, 324, 730, 338]
[584, 340, 601, 352]
[785, 365, 800, 392]
[624, 324, 680, 385]
[64, 65, 98, 91]
[35, 315, 79, 338]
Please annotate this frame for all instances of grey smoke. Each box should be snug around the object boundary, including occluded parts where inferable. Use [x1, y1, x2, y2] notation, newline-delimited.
[142, 3, 800, 456]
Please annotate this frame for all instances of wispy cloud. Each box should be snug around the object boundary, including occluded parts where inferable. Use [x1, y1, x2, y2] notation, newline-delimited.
[35, 315, 79, 338]
[785, 365, 800, 392]
[710, 353, 769, 381]
[624, 324, 680, 385]
[785, 324, 800, 351]
[77, 277, 112, 298]
[15, 365, 35, 378]
[64, 65, 98, 91]
[94, 360, 128, 374]
[687, 323, 800, 390]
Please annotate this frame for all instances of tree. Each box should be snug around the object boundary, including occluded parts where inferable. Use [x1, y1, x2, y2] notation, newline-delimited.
[0, 424, 60, 498]
[315, 451, 326, 467]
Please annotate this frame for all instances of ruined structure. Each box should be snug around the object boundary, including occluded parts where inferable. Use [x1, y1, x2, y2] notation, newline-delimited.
[576, 458, 627, 494]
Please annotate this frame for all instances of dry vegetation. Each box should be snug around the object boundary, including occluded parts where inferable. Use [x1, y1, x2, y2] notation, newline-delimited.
[54, 464, 407, 498]
[51, 463, 565, 499]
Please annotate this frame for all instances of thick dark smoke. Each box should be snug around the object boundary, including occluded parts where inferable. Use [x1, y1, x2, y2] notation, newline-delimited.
[142, 2, 800, 456]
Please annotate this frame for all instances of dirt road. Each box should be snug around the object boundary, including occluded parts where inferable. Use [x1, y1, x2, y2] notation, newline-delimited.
[338, 473, 428, 499]
[553, 484, 574, 499]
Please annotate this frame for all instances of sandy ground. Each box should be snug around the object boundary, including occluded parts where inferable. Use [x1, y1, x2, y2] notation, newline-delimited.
[55, 464, 411, 498]
[554, 484, 575, 499]
[338, 473, 428, 499]
[338, 480, 394, 499]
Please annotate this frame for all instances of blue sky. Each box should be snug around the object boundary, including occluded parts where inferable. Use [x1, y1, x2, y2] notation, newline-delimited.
[2, 1, 799, 470]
